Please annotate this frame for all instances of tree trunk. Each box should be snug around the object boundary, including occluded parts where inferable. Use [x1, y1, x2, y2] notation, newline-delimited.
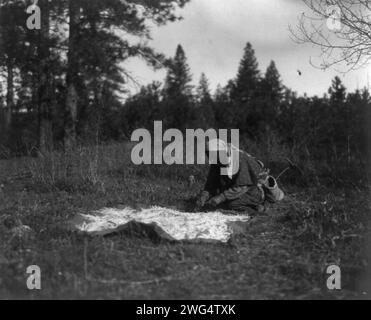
[347, 135, 351, 165]
[38, 0, 53, 153]
[5, 60, 14, 131]
[64, 0, 80, 150]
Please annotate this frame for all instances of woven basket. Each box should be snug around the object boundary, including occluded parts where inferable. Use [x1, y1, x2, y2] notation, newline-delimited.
[264, 176, 285, 202]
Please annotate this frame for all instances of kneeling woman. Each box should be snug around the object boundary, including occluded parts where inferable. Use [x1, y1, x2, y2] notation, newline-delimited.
[197, 139, 284, 214]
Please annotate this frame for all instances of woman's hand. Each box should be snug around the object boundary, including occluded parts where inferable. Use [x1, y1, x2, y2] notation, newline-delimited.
[196, 191, 210, 208]
[207, 194, 226, 207]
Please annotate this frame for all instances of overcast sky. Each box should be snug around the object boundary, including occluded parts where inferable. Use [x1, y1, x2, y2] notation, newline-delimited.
[125, 0, 370, 97]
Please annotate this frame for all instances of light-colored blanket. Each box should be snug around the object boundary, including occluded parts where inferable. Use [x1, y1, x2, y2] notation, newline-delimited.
[70, 206, 250, 243]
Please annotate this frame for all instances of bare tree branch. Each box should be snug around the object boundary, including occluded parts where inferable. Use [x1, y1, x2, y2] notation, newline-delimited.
[290, 0, 371, 71]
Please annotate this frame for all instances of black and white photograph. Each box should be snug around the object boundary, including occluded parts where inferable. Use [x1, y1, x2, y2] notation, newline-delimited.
[0, 0, 370, 303]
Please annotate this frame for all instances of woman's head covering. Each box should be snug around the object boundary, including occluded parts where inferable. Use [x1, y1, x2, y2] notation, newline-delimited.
[206, 139, 241, 178]
[206, 139, 229, 152]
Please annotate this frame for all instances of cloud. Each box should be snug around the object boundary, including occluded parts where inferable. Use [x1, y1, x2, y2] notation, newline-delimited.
[124, 0, 369, 96]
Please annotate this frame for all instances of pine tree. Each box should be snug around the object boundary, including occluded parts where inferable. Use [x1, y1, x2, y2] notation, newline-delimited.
[123, 81, 162, 134]
[329, 76, 346, 104]
[164, 44, 193, 98]
[162, 44, 193, 129]
[0, 0, 54, 150]
[213, 83, 235, 129]
[227, 43, 261, 135]
[194, 73, 215, 129]
[232, 42, 261, 103]
[0, 1, 25, 132]
[197, 73, 212, 103]
[63, 1, 191, 144]
[37, 0, 55, 152]
[259, 60, 283, 129]
[328, 76, 347, 161]
[262, 61, 282, 105]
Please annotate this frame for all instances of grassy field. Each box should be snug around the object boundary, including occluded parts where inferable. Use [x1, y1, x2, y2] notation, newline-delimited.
[0, 142, 370, 299]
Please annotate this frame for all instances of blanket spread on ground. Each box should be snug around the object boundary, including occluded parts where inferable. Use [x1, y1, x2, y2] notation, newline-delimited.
[70, 207, 250, 243]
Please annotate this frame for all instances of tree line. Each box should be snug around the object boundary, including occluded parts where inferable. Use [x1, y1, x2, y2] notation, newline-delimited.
[123, 43, 371, 174]
[0, 0, 370, 181]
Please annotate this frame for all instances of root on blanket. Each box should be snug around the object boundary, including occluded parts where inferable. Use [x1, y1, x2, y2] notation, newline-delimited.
[69, 206, 251, 243]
